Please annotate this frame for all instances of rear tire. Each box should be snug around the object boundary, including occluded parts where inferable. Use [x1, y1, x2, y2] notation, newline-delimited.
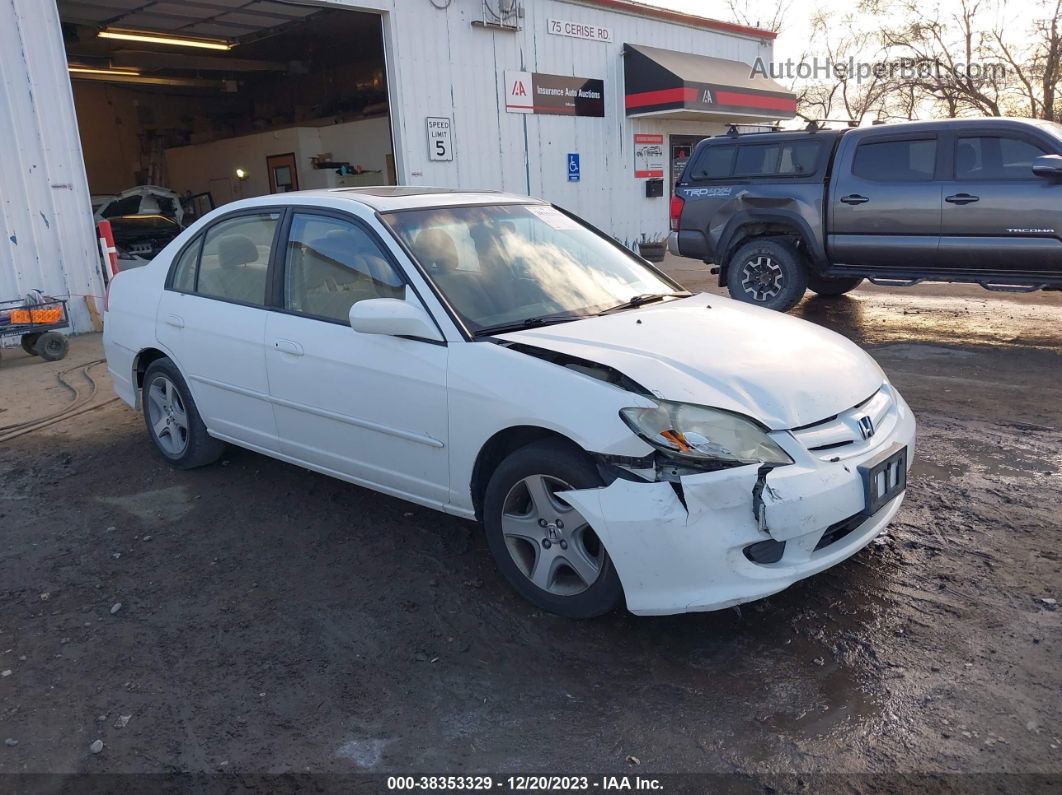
[725, 238, 808, 312]
[34, 332, 69, 361]
[482, 439, 623, 619]
[807, 273, 863, 296]
[142, 358, 226, 469]
[20, 333, 42, 356]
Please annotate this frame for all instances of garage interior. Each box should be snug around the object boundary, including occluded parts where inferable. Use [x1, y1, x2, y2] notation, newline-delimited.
[58, 0, 395, 227]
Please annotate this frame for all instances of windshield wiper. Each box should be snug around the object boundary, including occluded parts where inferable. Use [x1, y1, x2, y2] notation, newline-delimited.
[598, 292, 689, 315]
[472, 312, 588, 338]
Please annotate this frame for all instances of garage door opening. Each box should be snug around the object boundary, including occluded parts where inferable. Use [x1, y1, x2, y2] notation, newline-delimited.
[57, 1, 395, 262]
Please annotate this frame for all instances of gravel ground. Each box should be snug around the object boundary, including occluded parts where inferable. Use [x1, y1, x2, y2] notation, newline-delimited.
[0, 271, 1059, 789]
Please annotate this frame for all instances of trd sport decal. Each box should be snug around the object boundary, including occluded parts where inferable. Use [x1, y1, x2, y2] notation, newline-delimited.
[682, 186, 733, 199]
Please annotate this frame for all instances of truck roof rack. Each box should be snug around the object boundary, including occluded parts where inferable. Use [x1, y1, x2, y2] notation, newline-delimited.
[804, 119, 861, 131]
[722, 124, 785, 137]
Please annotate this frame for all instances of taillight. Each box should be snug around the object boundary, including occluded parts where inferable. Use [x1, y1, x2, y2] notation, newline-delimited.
[669, 194, 685, 232]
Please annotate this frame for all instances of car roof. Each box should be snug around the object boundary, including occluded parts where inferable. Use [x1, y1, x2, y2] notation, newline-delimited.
[223, 187, 545, 213]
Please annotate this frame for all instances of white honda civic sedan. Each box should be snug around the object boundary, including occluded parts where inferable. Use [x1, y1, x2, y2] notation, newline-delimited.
[103, 187, 915, 618]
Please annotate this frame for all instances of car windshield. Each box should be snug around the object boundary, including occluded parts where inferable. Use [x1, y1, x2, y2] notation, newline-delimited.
[382, 203, 683, 334]
[1039, 120, 1062, 144]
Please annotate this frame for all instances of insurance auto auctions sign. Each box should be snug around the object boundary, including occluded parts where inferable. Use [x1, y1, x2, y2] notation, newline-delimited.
[504, 70, 604, 117]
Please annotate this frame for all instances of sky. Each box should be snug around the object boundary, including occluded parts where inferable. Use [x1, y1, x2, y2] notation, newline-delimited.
[639, 0, 831, 63]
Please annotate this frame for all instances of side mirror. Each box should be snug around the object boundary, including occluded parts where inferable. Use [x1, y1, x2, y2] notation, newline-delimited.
[1032, 154, 1062, 179]
[349, 298, 444, 342]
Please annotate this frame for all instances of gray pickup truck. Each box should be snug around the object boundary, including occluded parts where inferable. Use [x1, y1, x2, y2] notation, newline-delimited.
[669, 118, 1062, 311]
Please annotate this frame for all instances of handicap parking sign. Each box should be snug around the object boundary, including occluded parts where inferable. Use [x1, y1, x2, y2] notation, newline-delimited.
[567, 153, 580, 182]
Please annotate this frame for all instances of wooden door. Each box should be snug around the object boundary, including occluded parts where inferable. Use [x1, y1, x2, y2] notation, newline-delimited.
[267, 153, 299, 193]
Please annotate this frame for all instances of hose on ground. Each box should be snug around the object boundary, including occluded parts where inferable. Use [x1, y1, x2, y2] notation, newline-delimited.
[0, 358, 119, 443]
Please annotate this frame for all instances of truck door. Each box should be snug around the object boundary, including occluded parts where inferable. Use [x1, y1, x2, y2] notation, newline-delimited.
[937, 130, 1061, 274]
[828, 133, 942, 270]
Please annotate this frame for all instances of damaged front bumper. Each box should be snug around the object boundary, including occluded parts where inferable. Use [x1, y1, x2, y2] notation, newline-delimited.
[561, 402, 915, 616]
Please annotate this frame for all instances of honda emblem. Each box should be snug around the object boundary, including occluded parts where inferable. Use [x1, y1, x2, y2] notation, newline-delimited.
[858, 415, 875, 440]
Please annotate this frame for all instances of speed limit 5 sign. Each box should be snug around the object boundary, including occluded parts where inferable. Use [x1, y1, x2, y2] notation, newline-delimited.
[426, 117, 453, 161]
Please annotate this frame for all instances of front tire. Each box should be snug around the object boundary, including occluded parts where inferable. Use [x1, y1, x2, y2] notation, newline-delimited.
[142, 358, 225, 469]
[483, 439, 623, 619]
[726, 239, 808, 312]
[807, 273, 863, 296]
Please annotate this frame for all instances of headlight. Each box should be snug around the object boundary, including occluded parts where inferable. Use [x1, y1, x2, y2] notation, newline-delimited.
[620, 401, 793, 466]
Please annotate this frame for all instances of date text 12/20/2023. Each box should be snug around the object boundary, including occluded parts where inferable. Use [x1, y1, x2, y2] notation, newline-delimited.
[386, 775, 664, 791]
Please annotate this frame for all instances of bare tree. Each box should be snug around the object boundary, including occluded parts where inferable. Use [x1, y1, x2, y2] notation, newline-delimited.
[794, 8, 897, 124]
[726, 0, 791, 34]
[875, 0, 1062, 120]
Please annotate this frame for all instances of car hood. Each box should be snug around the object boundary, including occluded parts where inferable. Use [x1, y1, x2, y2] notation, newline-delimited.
[497, 295, 884, 430]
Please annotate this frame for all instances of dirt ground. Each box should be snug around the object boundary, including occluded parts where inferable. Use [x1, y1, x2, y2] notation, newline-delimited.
[0, 266, 1059, 788]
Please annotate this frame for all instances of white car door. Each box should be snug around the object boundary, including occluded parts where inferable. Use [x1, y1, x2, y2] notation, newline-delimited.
[264, 210, 450, 508]
[155, 210, 282, 452]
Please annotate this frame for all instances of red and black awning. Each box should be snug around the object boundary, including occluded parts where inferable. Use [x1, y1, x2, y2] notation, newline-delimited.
[623, 43, 796, 120]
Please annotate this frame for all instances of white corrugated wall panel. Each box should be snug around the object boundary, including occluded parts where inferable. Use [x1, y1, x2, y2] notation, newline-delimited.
[385, 0, 778, 243]
[0, 0, 101, 333]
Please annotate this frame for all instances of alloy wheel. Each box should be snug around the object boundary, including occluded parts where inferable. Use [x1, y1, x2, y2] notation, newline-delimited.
[146, 375, 189, 457]
[500, 474, 605, 596]
[740, 255, 784, 301]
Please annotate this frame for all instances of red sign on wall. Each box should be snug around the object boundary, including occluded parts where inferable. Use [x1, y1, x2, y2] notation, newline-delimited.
[633, 133, 665, 178]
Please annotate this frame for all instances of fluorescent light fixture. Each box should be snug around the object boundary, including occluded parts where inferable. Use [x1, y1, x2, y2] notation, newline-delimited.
[68, 65, 141, 77]
[98, 28, 233, 51]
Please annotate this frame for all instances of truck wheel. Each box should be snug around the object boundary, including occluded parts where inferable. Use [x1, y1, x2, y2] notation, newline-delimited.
[807, 273, 863, 297]
[35, 332, 69, 361]
[20, 333, 42, 355]
[726, 239, 808, 312]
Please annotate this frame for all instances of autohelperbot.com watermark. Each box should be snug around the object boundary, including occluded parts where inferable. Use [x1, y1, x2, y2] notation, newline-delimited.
[751, 56, 1008, 84]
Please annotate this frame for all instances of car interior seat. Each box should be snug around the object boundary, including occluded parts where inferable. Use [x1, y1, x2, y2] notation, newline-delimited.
[198, 234, 266, 304]
[412, 228, 495, 323]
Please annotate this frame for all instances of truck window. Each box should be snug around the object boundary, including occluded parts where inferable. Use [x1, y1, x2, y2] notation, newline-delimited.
[956, 136, 1046, 180]
[853, 138, 936, 182]
[778, 141, 822, 175]
[688, 145, 736, 180]
[734, 144, 781, 176]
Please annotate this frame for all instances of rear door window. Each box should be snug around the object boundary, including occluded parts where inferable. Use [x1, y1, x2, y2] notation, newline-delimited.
[853, 138, 937, 182]
[196, 213, 279, 305]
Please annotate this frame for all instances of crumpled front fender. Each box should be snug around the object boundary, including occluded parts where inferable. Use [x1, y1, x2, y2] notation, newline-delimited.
[559, 457, 902, 615]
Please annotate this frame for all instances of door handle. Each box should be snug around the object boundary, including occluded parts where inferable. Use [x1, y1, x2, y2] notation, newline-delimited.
[164, 314, 184, 329]
[840, 194, 869, 205]
[273, 339, 304, 356]
[945, 193, 980, 205]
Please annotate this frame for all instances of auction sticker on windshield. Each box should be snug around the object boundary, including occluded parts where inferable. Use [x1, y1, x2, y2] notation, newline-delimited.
[526, 205, 581, 230]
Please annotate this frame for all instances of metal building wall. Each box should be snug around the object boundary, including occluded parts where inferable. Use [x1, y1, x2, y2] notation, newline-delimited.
[0, 0, 101, 333]
[381, 0, 774, 242]
[0, 0, 770, 335]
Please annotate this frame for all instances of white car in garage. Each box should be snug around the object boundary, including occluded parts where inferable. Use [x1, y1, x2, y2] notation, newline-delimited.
[103, 187, 915, 618]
